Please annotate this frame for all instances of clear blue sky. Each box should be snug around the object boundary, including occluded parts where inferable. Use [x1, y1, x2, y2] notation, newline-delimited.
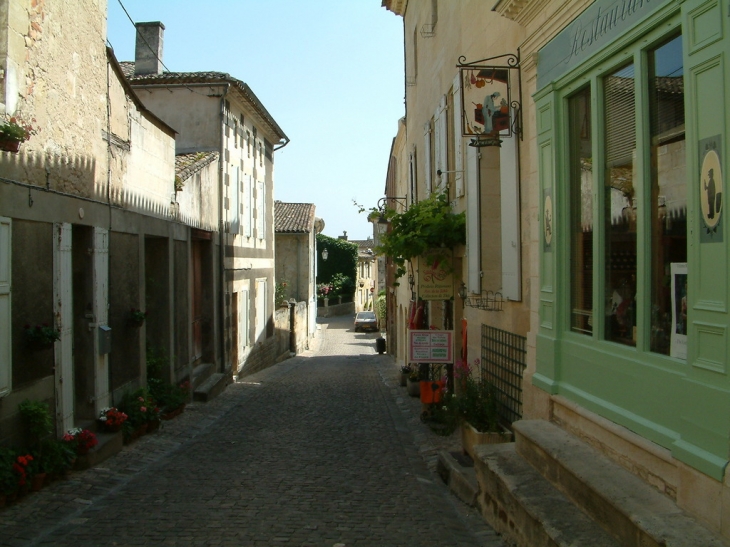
[106, 0, 404, 241]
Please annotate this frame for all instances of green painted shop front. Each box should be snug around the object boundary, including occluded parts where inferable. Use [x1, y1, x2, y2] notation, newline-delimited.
[534, 0, 730, 480]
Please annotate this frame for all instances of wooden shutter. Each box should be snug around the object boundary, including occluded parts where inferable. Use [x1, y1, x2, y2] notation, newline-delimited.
[0, 217, 11, 397]
[93, 227, 110, 410]
[54, 223, 74, 434]
[452, 74, 464, 197]
[500, 137, 521, 301]
[231, 167, 240, 234]
[245, 174, 253, 237]
[424, 121, 432, 194]
[434, 97, 448, 191]
[466, 146, 480, 293]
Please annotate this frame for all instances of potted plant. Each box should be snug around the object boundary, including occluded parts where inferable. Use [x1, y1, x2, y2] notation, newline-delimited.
[129, 308, 147, 327]
[23, 323, 60, 350]
[0, 448, 18, 506]
[0, 114, 37, 153]
[97, 407, 128, 433]
[453, 359, 512, 459]
[63, 428, 97, 455]
[407, 367, 421, 397]
[39, 438, 76, 480]
[399, 364, 412, 387]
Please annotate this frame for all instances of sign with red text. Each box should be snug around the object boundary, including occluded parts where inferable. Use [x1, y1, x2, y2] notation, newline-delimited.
[408, 330, 454, 364]
[418, 250, 453, 301]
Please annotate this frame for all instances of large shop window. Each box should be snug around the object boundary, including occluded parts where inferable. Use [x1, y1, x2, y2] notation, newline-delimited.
[568, 33, 686, 355]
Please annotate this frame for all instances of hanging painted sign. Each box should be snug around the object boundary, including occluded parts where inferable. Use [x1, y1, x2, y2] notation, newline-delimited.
[418, 249, 453, 300]
[457, 53, 521, 145]
[409, 329, 454, 364]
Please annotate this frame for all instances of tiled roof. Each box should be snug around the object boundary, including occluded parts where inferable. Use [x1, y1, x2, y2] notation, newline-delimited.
[275, 202, 316, 233]
[119, 62, 288, 143]
[175, 151, 219, 183]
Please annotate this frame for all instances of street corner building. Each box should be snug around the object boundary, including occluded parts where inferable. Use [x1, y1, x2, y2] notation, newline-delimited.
[0, 3, 287, 452]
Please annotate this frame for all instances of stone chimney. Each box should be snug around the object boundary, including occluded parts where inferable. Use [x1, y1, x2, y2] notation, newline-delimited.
[134, 22, 165, 76]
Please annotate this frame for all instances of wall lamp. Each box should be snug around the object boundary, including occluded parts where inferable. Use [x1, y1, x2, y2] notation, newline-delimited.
[321, 248, 328, 261]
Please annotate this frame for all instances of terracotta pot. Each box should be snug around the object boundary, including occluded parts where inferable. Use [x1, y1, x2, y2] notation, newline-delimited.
[31, 473, 46, 492]
[136, 423, 148, 436]
[147, 419, 160, 433]
[0, 138, 21, 153]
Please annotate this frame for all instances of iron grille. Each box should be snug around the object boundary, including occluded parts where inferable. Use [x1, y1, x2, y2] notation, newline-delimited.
[480, 324, 527, 428]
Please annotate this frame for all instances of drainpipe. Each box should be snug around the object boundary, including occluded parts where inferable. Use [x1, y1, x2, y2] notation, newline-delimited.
[218, 84, 230, 374]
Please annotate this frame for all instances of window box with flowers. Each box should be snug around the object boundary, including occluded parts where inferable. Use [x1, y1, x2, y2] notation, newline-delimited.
[24, 324, 60, 350]
[0, 114, 38, 153]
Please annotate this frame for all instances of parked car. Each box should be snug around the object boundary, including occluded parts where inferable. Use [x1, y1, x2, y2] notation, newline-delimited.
[354, 311, 378, 332]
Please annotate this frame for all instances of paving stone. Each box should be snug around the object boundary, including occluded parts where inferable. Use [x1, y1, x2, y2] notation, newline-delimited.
[0, 315, 508, 547]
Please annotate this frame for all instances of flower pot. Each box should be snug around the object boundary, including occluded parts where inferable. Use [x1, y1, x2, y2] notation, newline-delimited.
[31, 472, 46, 492]
[0, 138, 20, 153]
[399, 372, 408, 387]
[460, 422, 513, 460]
[147, 419, 160, 433]
[136, 423, 148, 437]
[407, 379, 421, 397]
[76, 446, 90, 456]
[420, 380, 445, 404]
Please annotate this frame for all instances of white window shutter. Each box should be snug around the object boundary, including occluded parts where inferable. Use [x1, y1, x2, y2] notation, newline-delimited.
[238, 289, 250, 357]
[231, 167, 240, 234]
[257, 180, 265, 239]
[0, 217, 11, 397]
[435, 95, 448, 191]
[93, 227, 110, 410]
[54, 222, 74, 433]
[245, 174, 253, 237]
[466, 145, 480, 293]
[255, 278, 267, 341]
[452, 74, 464, 197]
[424, 121, 432, 194]
[500, 137, 521, 300]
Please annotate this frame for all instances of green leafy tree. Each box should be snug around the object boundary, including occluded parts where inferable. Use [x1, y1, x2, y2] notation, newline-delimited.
[316, 234, 357, 294]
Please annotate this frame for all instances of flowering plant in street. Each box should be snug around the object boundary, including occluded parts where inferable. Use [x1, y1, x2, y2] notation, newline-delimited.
[12, 454, 34, 486]
[98, 407, 128, 431]
[317, 283, 333, 297]
[63, 428, 97, 454]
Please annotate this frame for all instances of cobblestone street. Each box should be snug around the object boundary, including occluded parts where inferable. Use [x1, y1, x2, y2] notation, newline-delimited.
[0, 315, 506, 547]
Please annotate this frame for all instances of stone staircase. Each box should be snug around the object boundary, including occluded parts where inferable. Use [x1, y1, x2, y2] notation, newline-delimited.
[471, 419, 730, 547]
[191, 362, 230, 402]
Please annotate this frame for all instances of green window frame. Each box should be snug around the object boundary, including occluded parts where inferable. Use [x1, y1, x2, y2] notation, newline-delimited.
[563, 27, 686, 360]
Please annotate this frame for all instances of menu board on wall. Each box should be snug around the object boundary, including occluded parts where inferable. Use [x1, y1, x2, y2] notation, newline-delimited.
[408, 330, 454, 364]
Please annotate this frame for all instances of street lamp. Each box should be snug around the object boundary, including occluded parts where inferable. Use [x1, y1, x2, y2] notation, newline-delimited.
[321, 248, 328, 261]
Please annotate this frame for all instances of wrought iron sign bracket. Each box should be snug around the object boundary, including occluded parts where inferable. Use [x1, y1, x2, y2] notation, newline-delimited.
[457, 52, 522, 147]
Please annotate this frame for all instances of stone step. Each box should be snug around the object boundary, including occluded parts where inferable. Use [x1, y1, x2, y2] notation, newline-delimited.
[191, 363, 215, 392]
[75, 430, 123, 471]
[474, 442, 621, 547]
[514, 419, 729, 547]
[193, 372, 229, 403]
[436, 450, 479, 507]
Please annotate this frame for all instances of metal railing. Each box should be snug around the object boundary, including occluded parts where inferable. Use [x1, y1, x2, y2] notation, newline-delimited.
[480, 324, 527, 428]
